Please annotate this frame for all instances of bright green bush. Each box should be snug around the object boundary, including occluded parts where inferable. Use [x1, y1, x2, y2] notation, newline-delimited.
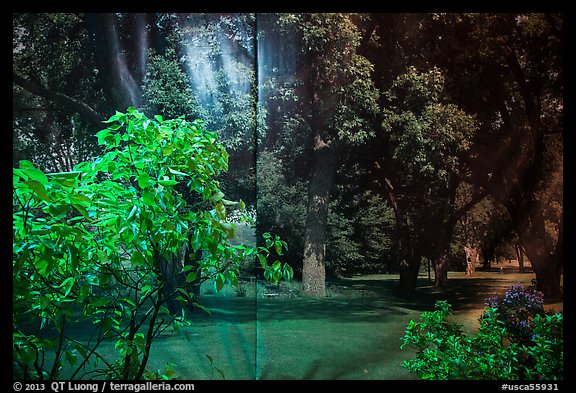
[400, 286, 563, 380]
[13, 108, 290, 380]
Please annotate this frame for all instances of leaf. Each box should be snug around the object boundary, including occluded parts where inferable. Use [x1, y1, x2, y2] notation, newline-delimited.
[97, 250, 109, 263]
[137, 173, 150, 189]
[126, 205, 139, 221]
[207, 239, 218, 257]
[211, 191, 225, 203]
[226, 270, 238, 287]
[215, 273, 225, 292]
[61, 277, 75, 297]
[96, 129, 112, 144]
[283, 264, 294, 282]
[133, 333, 146, 350]
[158, 179, 178, 187]
[162, 145, 174, 157]
[35, 259, 49, 277]
[274, 240, 283, 256]
[142, 189, 155, 206]
[65, 350, 77, 366]
[168, 167, 189, 177]
[18, 159, 36, 170]
[48, 171, 82, 180]
[19, 346, 37, 365]
[23, 180, 51, 202]
[71, 193, 91, 206]
[257, 254, 267, 267]
[24, 167, 48, 185]
[186, 271, 197, 282]
[102, 110, 126, 124]
[131, 252, 145, 266]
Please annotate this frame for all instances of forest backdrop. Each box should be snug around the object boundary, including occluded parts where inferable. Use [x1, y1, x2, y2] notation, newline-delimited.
[13, 13, 563, 299]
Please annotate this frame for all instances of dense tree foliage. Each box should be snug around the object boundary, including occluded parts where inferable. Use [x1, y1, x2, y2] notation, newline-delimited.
[13, 13, 562, 303]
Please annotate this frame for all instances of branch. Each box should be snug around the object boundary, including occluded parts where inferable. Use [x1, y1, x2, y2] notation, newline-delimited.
[450, 187, 488, 226]
[13, 71, 105, 126]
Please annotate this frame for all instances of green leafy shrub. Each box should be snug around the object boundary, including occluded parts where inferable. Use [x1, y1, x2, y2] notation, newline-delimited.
[13, 108, 290, 380]
[400, 285, 563, 380]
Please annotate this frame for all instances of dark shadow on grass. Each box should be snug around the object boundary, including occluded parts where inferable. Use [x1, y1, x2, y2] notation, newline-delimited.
[334, 272, 540, 313]
[191, 271, 540, 326]
[28, 270, 540, 344]
[195, 295, 408, 325]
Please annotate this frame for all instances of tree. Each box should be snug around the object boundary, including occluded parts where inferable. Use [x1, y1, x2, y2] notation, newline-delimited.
[13, 13, 267, 302]
[13, 109, 289, 380]
[14, 13, 260, 203]
[421, 13, 563, 298]
[260, 13, 380, 296]
[377, 66, 478, 293]
[13, 13, 108, 172]
[456, 189, 514, 271]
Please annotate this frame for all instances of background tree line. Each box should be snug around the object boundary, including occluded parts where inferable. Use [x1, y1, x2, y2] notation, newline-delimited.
[13, 13, 563, 299]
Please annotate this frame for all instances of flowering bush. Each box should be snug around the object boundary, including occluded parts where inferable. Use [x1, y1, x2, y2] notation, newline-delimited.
[401, 285, 563, 380]
[483, 284, 546, 346]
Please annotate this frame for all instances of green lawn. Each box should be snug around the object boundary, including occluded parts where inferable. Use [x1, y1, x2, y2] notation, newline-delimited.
[140, 263, 561, 380]
[144, 293, 420, 380]
[58, 263, 561, 380]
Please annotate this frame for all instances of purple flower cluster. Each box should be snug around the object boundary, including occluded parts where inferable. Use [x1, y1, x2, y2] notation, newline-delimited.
[482, 284, 545, 345]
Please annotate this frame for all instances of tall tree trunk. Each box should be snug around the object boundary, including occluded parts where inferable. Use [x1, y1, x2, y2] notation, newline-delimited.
[506, 179, 563, 299]
[301, 134, 337, 297]
[431, 189, 486, 288]
[505, 50, 562, 299]
[507, 199, 562, 299]
[398, 246, 422, 296]
[378, 173, 421, 296]
[158, 244, 202, 316]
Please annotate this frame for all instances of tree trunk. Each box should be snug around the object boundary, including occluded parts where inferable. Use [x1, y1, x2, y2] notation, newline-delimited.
[398, 248, 422, 296]
[433, 254, 449, 288]
[508, 200, 562, 299]
[158, 245, 202, 316]
[378, 173, 421, 296]
[301, 135, 337, 297]
[514, 243, 525, 273]
[464, 243, 479, 276]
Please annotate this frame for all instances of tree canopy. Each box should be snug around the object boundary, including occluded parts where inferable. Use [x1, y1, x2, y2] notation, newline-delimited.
[13, 12, 563, 301]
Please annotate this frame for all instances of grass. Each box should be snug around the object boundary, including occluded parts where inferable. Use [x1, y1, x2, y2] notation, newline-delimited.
[139, 260, 562, 380]
[55, 261, 562, 380]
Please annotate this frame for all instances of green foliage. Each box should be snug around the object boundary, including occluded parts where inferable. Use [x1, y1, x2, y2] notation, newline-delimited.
[327, 189, 395, 276]
[275, 13, 380, 146]
[400, 286, 563, 380]
[383, 66, 477, 185]
[142, 49, 200, 121]
[13, 13, 103, 172]
[13, 108, 288, 380]
[256, 151, 307, 270]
